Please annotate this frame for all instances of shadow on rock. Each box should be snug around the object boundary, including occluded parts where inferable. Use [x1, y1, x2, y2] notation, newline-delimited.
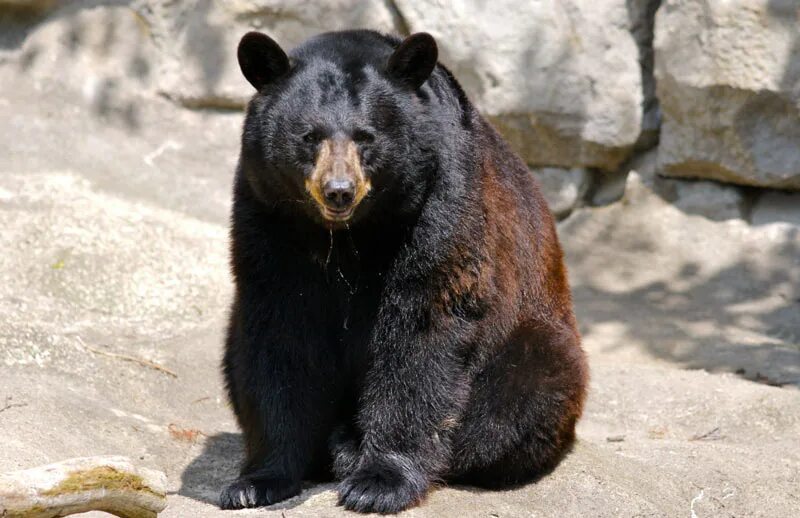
[562, 200, 800, 387]
[179, 432, 242, 505]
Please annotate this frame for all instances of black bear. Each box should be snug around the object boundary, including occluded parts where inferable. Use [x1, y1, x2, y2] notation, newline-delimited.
[221, 29, 589, 514]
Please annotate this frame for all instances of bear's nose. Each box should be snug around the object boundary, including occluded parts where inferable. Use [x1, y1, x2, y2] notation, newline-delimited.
[323, 178, 355, 209]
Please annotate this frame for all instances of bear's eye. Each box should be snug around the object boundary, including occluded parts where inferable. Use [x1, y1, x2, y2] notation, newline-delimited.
[352, 129, 375, 145]
[302, 130, 323, 145]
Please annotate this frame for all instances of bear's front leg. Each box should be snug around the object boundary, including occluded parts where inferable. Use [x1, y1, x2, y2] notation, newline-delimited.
[337, 289, 469, 514]
[221, 292, 341, 510]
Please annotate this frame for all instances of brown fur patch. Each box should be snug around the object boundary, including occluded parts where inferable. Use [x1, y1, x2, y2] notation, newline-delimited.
[344, 140, 372, 206]
[305, 139, 333, 209]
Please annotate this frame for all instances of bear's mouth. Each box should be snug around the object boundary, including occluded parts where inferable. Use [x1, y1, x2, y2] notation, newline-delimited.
[321, 205, 355, 222]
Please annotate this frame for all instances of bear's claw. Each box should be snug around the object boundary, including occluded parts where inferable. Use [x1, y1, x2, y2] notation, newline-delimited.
[219, 477, 300, 510]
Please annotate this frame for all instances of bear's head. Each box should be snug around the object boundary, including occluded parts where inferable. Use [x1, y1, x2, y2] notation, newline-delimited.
[237, 30, 445, 229]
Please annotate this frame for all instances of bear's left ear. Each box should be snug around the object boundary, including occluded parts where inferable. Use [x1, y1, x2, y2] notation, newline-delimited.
[387, 32, 438, 90]
[237, 31, 290, 91]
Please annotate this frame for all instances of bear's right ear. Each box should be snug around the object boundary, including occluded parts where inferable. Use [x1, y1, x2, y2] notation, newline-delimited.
[237, 32, 290, 91]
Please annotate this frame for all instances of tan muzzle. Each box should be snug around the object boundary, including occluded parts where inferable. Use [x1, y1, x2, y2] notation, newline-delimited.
[305, 139, 371, 223]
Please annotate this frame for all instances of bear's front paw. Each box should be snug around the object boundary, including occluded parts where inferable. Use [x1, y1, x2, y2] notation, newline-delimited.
[337, 457, 428, 514]
[219, 476, 301, 509]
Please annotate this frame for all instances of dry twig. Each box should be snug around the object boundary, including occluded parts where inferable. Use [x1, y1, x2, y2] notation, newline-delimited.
[690, 426, 723, 441]
[77, 337, 177, 378]
[0, 396, 28, 414]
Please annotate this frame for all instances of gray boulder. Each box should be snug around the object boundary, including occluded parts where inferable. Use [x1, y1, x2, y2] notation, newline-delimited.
[655, 0, 800, 190]
[533, 167, 591, 219]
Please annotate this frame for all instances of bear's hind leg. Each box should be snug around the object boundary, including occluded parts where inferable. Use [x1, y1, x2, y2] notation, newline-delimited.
[449, 325, 588, 488]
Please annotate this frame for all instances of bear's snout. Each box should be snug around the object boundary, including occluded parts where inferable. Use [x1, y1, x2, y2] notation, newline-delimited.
[305, 138, 371, 224]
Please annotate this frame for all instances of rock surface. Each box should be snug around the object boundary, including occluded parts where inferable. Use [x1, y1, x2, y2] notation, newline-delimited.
[655, 0, 800, 189]
[2, 2, 800, 517]
[0, 0, 55, 14]
[752, 190, 800, 227]
[532, 167, 591, 219]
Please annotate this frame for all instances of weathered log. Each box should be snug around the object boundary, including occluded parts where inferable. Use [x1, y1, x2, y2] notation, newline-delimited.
[0, 456, 167, 518]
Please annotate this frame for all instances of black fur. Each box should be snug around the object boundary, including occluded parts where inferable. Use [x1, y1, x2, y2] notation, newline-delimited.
[221, 30, 588, 514]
